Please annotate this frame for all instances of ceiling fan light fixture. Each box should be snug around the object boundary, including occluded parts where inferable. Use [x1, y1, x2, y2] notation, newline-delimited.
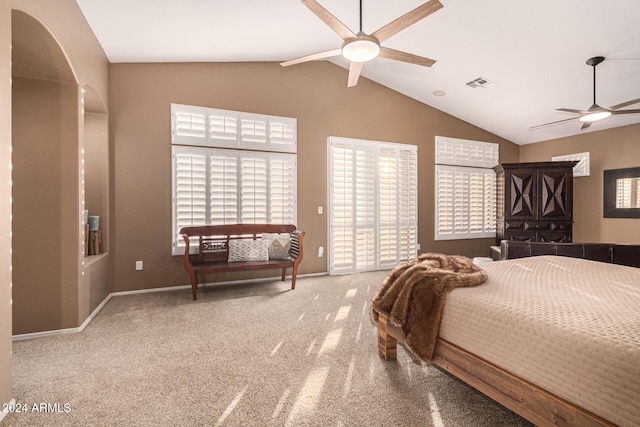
[342, 35, 380, 62]
[579, 110, 611, 122]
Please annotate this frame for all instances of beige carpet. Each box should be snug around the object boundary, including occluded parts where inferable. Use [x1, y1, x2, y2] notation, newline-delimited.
[4, 271, 532, 426]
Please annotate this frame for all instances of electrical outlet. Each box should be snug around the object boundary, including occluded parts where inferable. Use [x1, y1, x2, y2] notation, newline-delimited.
[318, 246, 324, 257]
[135, 260, 143, 271]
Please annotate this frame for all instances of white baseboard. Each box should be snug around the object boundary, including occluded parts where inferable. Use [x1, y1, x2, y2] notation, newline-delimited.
[12, 272, 327, 341]
[0, 399, 15, 422]
[12, 294, 112, 342]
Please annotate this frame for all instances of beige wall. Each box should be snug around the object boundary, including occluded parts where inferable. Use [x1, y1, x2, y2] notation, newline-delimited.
[110, 61, 519, 292]
[11, 76, 80, 334]
[0, 0, 13, 410]
[519, 123, 640, 244]
[0, 0, 109, 406]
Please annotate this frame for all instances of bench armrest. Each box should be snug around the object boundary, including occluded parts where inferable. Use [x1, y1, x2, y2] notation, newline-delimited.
[290, 230, 305, 263]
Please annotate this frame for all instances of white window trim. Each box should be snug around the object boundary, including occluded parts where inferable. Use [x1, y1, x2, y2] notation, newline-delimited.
[171, 103, 297, 153]
[328, 136, 418, 275]
[434, 136, 498, 241]
[171, 103, 297, 256]
[172, 146, 297, 255]
[552, 152, 590, 177]
[434, 164, 496, 240]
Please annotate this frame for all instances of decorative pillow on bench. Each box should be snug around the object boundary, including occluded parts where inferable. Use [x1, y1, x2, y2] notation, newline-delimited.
[228, 239, 269, 262]
[262, 233, 291, 260]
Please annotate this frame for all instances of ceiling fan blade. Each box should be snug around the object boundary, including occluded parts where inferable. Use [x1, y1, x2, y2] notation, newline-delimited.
[580, 121, 592, 130]
[609, 98, 640, 110]
[280, 48, 342, 67]
[378, 47, 436, 67]
[529, 117, 578, 130]
[302, 0, 355, 41]
[556, 108, 589, 114]
[610, 109, 640, 115]
[347, 61, 364, 87]
[372, 0, 443, 43]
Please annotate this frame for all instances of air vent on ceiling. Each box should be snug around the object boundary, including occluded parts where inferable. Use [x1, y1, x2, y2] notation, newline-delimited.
[466, 77, 494, 89]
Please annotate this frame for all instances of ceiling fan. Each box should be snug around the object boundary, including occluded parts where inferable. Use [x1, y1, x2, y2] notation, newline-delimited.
[531, 56, 640, 131]
[280, 0, 443, 87]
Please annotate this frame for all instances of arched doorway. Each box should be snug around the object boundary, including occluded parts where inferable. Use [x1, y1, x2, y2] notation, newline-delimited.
[11, 10, 81, 334]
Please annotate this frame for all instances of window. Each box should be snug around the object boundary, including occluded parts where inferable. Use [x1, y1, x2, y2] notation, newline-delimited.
[171, 103, 296, 152]
[434, 136, 498, 240]
[171, 104, 297, 255]
[329, 137, 417, 275]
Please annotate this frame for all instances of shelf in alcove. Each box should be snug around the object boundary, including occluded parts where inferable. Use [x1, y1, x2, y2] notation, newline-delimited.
[84, 252, 108, 268]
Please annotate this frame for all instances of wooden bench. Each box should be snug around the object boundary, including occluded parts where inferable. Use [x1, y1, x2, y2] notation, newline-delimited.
[180, 224, 305, 300]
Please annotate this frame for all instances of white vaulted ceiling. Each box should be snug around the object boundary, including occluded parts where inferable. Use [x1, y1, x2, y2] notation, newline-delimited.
[76, 0, 640, 144]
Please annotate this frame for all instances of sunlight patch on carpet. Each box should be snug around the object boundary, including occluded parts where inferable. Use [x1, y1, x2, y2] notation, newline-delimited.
[272, 388, 291, 419]
[342, 355, 356, 398]
[318, 329, 342, 355]
[355, 321, 363, 343]
[334, 305, 351, 322]
[215, 387, 247, 426]
[271, 341, 283, 356]
[286, 366, 330, 426]
[345, 288, 357, 298]
[428, 392, 445, 427]
[305, 339, 316, 356]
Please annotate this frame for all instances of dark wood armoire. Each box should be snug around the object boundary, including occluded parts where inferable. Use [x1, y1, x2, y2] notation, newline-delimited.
[494, 161, 577, 244]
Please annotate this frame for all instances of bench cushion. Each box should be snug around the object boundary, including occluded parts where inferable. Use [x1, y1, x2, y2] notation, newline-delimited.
[228, 239, 269, 262]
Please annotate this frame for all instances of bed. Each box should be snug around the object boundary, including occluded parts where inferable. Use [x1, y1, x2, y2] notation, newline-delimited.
[375, 241, 640, 427]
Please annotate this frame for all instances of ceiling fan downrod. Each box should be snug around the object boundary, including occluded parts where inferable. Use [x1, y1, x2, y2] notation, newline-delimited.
[580, 56, 611, 122]
[587, 56, 605, 107]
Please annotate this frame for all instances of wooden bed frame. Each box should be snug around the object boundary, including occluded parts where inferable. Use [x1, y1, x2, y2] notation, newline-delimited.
[376, 241, 640, 427]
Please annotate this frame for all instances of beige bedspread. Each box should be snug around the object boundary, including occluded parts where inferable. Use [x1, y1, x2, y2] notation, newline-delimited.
[439, 255, 640, 427]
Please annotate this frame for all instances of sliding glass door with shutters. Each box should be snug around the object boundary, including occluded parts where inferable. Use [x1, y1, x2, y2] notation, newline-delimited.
[328, 137, 417, 275]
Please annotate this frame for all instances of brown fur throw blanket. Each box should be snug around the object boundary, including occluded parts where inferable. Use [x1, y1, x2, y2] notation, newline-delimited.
[371, 253, 488, 363]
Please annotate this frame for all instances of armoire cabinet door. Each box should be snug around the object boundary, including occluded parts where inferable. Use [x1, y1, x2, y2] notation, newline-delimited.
[538, 168, 573, 220]
[505, 168, 537, 220]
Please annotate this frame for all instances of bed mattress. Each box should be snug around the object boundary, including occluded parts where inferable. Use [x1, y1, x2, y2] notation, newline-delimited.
[439, 255, 640, 427]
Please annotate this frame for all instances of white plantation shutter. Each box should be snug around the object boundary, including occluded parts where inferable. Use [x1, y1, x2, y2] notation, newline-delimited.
[398, 148, 417, 262]
[435, 168, 454, 236]
[172, 146, 296, 254]
[171, 104, 297, 254]
[435, 165, 496, 240]
[172, 147, 207, 251]
[171, 104, 297, 153]
[240, 113, 268, 149]
[240, 156, 268, 223]
[329, 137, 417, 275]
[435, 136, 498, 168]
[209, 152, 238, 225]
[354, 145, 376, 271]
[269, 155, 297, 224]
[330, 142, 355, 273]
[378, 147, 398, 268]
[434, 136, 497, 240]
[269, 116, 297, 152]
[617, 178, 632, 208]
[209, 111, 238, 146]
[172, 105, 207, 146]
